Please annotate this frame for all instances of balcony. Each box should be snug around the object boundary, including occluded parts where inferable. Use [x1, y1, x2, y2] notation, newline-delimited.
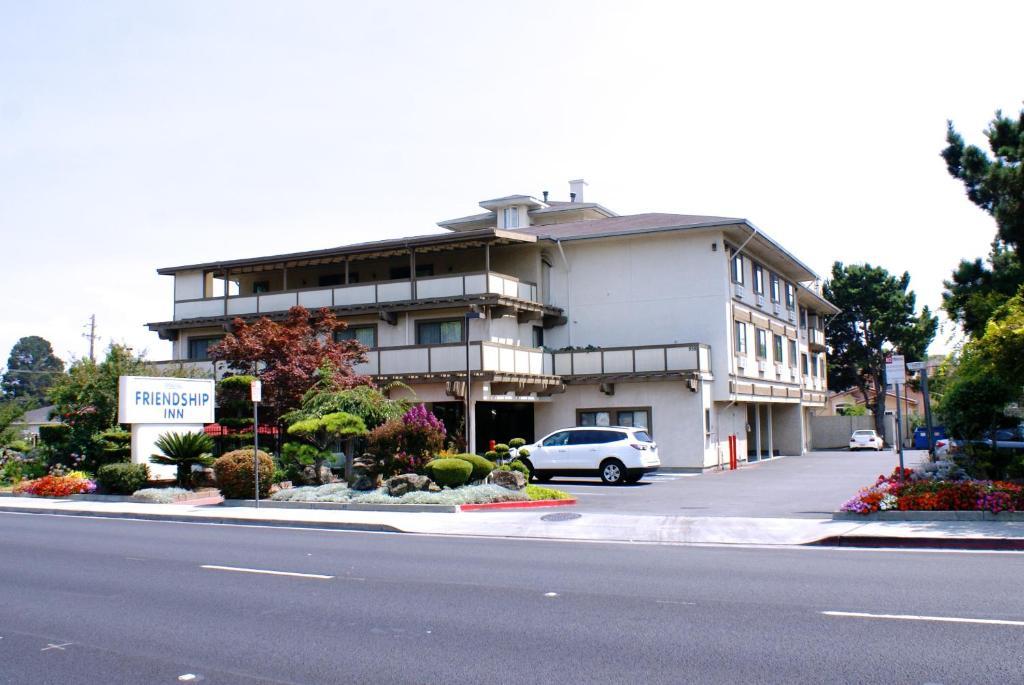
[151, 341, 562, 392]
[172, 271, 539, 322]
[807, 328, 826, 351]
[550, 343, 712, 383]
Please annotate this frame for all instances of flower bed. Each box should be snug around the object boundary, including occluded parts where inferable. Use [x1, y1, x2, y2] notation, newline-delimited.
[13, 474, 97, 497]
[272, 482, 531, 506]
[841, 466, 1024, 515]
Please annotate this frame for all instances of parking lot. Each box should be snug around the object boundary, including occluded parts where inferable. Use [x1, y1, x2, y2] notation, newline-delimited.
[544, 449, 927, 518]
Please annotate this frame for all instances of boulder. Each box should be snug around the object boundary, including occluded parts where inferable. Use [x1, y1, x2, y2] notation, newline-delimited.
[486, 469, 527, 491]
[384, 473, 434, 497]
[301, 464, 335, 485]
[349, 453, 380, 491]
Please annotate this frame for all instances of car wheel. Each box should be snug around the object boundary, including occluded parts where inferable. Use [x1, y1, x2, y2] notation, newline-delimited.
[600, 459, 626, 485]
[623, 474, 642, 484]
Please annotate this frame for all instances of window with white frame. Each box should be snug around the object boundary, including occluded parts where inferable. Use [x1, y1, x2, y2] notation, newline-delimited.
[785, 282, 795, 310]
[753, 263, 765, 295]
[734, 321, 747, 354]
[731, 252, 745, 285]
[502, 206, 519, 229]
[770, 273, 780, 303]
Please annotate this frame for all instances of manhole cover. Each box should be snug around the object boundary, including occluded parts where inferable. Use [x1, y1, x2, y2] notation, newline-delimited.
[541, 512, 582, 522]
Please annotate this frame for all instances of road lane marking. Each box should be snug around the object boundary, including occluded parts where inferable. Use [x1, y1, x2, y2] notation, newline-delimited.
[41, 642, 72, 651]
[656, 600, 696, 606]
[200, 565, 334, 579]
[822, 611, 1024, 626]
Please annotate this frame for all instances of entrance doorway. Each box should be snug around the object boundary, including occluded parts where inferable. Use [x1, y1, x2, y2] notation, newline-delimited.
[474, 402, 535, 452]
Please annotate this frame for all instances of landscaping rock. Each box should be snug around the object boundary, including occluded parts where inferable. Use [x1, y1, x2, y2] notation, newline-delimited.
[349, 454, 380, 491]
[301, 464, 335, 485]
[486, 469, 527, 491]
[384, 473, 434, 497]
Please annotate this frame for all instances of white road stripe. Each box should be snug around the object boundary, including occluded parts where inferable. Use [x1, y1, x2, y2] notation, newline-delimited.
[201, 564, 334, 579]
[822, 611, 1024, 626]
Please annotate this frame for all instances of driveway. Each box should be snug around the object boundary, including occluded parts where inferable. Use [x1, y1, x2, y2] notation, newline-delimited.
[545, 449, 926, 518]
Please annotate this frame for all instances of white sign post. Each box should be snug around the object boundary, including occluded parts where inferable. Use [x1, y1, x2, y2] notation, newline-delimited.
[251, 379, 262, 508]
[118, 376, 216, 480]
[885, 355, 906, 477]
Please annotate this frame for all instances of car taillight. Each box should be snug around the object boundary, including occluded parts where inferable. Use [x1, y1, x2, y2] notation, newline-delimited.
[630, 443, 647, 450]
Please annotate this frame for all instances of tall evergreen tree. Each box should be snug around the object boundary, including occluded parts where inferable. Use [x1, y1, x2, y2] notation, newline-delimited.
[825, 263, 938, 436]
[942, 106, 1024, 336]
[1, 336, 65, 401]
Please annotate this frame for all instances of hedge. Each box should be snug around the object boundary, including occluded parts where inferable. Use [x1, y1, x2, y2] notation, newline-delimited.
[96, 463, 150, 494]
[214, 449, 274, 499]
[424, 458, 473, 487]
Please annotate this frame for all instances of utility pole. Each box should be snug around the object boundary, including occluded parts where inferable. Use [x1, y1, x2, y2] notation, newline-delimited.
[83, 314, 98, 362]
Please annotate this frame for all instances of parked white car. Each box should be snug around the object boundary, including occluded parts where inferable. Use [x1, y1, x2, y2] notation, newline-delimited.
[849, 429, 884, 451]
[518, 426, 660, 484]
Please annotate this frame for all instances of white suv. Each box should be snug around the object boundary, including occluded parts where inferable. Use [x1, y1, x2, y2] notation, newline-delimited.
[518, 427, 660, 484]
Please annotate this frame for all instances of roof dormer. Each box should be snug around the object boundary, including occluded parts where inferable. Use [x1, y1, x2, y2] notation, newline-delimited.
[477, 194, 547, 229]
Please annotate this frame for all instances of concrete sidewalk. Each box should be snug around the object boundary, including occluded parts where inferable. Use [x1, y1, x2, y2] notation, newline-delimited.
[2, 495, 1024, 549]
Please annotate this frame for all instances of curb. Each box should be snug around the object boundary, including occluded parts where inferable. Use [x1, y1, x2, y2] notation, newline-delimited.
[459, 498, 577, 512]
[0, 504, 403, 534]
[811, 535, 1024, 551]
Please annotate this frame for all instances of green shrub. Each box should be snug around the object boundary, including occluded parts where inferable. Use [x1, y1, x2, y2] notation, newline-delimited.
[38, 424, 71, 447]
[5, 439, 32, 453]
[91, 427, 132, 462]
[525, 484, 572, 501]
[515, 447, 530, 458]
[214, 449, 274, 499]
[505, 460, 530, 479]
[508, 438, 526, 449]
[424, 458, 472, 487]
[96, 462, 150, 494]
[447, 453, 495, 480]
[483, 450, 499, 460]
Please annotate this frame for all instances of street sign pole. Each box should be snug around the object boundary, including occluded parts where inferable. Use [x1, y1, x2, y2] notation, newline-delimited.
[886, 354, 907, 481]
[251, 379, 262, 509]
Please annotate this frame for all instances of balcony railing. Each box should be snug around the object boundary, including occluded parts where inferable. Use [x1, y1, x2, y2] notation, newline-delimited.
[173, 271, 539, 321]
[550, 343, 712, 380]
[807, 328, 825, 349]
[152, 341, 549, 382]
[359, 341, 546, 378]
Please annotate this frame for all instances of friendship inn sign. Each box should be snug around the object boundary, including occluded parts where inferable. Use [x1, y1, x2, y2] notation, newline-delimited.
[118, 376, 216, 424]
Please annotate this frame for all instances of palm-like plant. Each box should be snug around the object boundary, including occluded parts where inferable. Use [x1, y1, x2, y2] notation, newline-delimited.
[151, 431, 215, 489]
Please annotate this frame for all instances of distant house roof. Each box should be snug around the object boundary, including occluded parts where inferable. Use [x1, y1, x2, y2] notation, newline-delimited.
[829, 389, 918, 406]
[12, 405, 57, 426]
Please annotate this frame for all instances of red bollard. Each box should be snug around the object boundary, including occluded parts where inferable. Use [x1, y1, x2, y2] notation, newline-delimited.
[728, 435, 738, 470]
[489, 439, 496, 451]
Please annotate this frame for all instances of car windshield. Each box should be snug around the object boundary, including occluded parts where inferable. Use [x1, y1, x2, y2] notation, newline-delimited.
[633, 431, 654, 443]
[853, 431, 875, 437]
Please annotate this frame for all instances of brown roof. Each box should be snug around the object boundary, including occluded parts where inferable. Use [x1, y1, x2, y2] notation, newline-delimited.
[512, 212, 741, 240]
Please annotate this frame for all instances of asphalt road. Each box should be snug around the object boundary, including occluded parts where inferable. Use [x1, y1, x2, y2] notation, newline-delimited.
[551, 449, 925, 517]
[2, 512, 1023, 684]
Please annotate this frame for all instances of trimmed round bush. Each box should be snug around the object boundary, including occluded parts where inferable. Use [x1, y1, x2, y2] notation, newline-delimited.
[483, 450, 499, 461]
[214, 449, 274, 499]
[508, 438, 526, 449]
[507, 460, 531, 479]
[96, 462, 150, 494]
[424, 458, 472, 487]
[515, 447, 530, 458]
[447, 453, 495, 480]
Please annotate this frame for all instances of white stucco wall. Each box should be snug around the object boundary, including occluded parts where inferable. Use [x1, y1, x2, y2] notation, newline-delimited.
[533, 380, 706, 470]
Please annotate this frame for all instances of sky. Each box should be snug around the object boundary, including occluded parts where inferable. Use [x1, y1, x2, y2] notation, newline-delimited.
[1, 0, 1021, 369]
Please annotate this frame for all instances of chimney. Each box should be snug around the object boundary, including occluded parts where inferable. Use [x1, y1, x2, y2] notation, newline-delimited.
[569, 178, 587, 203]
[542, 190, 549, 202]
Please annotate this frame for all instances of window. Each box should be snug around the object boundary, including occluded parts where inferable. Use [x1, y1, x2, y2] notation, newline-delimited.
[578, 411, 611, 427]
[811, 355, 819, 377]
[773, 334, 783, 363]
[570, 430, 621, 445]
[753, 264, 765, 294]
[389, 264, 434, 280]
[704, 408, 711, 436]
[532, 326, 544, 348]
[416, 319, 463, 345]
[756, 329, 768, 359]
[319, 274, 344, 287]
[503, 206, 519, 228]
[734, 321, 747, 354]
[802, 353, 809, 375]
[770, 273, 780, 302]
[788, 339, 798, 368]
[187, 336, 223, 361]
[542, 431, 571, 447]
[785, 282, 795, 310]
[799, 307, 808, 329]
[252, 280, 270, 294]
[334, 325, 377, 348]
[577, 408, 651, 433]
[731, 252, 745, 285]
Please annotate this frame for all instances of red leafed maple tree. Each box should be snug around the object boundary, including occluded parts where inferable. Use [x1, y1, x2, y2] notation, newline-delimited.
[208, 306, 369, 420]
